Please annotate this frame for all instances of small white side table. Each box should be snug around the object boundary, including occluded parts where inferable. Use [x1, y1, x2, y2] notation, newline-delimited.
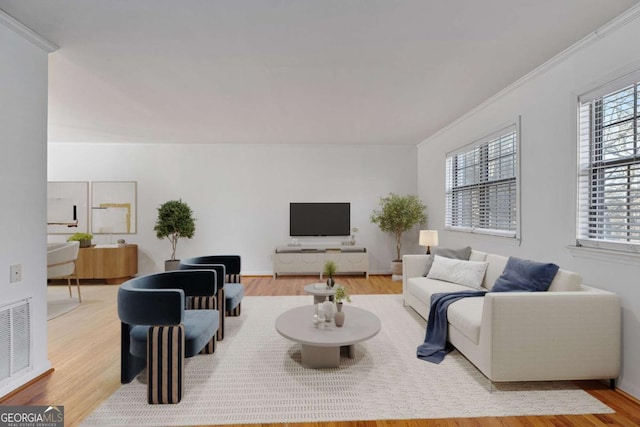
[304, 283, 336, 304]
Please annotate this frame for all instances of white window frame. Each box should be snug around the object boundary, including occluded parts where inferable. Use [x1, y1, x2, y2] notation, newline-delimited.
[577, 70, 640, 253]
[445, 120, 521, 239]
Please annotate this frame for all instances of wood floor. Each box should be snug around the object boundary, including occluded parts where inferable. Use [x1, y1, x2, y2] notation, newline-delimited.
[3, 275, 639, 427]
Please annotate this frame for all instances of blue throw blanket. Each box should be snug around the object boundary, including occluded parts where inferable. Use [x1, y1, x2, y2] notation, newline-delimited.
[417, 290, 487, 363]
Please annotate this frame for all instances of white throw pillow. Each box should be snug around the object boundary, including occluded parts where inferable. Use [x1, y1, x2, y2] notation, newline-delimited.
[426, 255, 489, 289]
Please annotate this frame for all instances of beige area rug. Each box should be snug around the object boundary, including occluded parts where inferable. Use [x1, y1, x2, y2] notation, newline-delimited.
[47, 285, 80, 320]
[82, 295, 612, 426]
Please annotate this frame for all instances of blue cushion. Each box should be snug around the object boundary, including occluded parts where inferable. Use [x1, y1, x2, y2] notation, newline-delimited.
[224, 282, 244, 311]
[129, 309, 219, 358]
[492, 257, 559, 292]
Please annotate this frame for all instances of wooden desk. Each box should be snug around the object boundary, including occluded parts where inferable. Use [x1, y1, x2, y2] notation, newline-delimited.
[76, 244, 138, 284]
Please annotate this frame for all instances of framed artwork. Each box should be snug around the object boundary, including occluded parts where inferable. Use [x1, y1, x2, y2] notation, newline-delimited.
[91, 181, 137, 234]
[47, 181, 89, 234]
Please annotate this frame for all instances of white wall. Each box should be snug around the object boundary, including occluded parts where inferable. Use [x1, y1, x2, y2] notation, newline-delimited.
[418, 13, 640, 398]
[48, 143, 418, 275]
[0, 20, 51, 396]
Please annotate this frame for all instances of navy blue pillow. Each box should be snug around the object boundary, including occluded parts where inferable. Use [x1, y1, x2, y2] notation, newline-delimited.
[492, 257, 559, 292]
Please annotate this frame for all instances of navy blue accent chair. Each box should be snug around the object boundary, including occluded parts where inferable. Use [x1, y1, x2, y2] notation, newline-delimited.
[180, 255, 245, 341]
[118, 270, 220, 389]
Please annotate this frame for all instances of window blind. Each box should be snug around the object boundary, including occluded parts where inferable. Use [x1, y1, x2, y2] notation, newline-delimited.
[445, 125, 518, 237]
[577, 73, 640, 252]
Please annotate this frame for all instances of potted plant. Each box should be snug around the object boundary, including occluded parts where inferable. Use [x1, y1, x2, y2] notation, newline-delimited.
[370, 193, 427, 276]
[323, 260, 337, 288]
[67, 232, 93, 248]
[333, 286, 351, 327]
[334, 286, 351, 304]
[154, 199, 196, 271]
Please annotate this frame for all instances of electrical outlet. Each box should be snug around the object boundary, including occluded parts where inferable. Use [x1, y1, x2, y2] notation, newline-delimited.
[10, 264, 22, 283]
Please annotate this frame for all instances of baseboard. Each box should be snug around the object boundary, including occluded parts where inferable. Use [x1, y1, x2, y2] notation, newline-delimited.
[0, 368, 55, 403]
[245, 273, 392, 278]
[616, 387, 640, 406]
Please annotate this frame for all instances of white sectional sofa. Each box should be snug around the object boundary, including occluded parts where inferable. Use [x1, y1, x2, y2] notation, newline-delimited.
[403, 250, 621, 383]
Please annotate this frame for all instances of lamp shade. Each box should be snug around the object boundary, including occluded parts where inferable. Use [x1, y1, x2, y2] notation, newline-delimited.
[419, 230, 439, 247]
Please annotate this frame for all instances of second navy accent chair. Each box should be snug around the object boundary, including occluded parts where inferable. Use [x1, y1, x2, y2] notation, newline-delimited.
[118, 270, 219, 404]
[180, 255, 245, 341]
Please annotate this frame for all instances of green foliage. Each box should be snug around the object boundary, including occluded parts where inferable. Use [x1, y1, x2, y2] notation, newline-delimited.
[334, 286, 351, 304]
[67, 232, 93, 242]
[323, 260, 337, 277]
[370, 193, 427, 261]
[154, 199, 196, 260]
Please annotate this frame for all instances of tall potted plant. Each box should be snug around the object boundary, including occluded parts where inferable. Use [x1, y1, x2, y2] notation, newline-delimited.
[370, 193, 426, 275]
[154, 199, 196, 271]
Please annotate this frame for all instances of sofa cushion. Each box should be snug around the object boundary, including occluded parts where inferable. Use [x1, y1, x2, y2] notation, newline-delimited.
[548, 269, 582, 292]
[407, 277, 473, 305]
[423, 246, 472, 276]
[482, 253, 509, 289]
[447, 297, 484, 345]
[469, 250, 488, 262]
[224, 282, 244, 310]
[426, 256, 488, 289]
[492, 257, 559, 292]
[129, 309, 219, 359]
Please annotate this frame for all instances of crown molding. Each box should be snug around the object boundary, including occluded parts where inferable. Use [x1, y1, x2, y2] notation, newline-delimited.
[0, 9, 58, 53]
[418, 3, 640, 148]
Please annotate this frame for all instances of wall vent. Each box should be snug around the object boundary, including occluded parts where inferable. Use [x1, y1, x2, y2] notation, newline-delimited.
[0, 298, 32, 384]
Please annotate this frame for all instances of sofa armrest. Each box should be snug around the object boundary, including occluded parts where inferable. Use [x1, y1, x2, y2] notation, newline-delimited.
[481, 288, 621, 381]
[403, 255, 429, 279]
[402, 255, 429, 303]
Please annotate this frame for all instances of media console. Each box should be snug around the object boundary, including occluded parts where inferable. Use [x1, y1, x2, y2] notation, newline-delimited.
[273, 246, 368, 279]
[76, 244, 138, 284]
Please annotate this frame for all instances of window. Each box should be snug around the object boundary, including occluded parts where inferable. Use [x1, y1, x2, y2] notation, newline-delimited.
[578, 72, 640, 252]
[445, 124, 519, 238]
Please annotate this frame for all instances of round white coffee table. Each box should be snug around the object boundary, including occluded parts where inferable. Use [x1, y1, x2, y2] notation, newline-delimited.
[275, 305, 381, 368]
[304, 283, 336, 304]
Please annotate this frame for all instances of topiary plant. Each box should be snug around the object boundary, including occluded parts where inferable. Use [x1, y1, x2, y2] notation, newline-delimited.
[154, 199, 196, 261]
[370, 193, 427, 261]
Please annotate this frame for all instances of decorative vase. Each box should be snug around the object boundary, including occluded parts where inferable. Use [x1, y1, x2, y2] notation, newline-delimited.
[326, 276, 335, 288]
[334, 302, 345, 327]
[79, 239, 91, 248]
[322, 297, 334, 322]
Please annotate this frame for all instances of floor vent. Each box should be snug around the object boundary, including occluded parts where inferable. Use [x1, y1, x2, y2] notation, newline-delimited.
[0, 298, 32, 384]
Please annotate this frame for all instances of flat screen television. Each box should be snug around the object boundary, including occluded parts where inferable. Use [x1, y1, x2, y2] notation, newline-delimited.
[290, 202, 350, 236]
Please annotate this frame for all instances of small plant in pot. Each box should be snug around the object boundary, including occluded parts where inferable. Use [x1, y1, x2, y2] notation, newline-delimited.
[370, 193, 427, 276]
[333, 286, 351, 327]
[154, 199, 196, 271]
[67, 232, 93, 248]
[323, 260, 337, 288]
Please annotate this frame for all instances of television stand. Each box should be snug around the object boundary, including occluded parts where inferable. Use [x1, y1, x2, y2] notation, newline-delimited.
[273, 246, 368, 279]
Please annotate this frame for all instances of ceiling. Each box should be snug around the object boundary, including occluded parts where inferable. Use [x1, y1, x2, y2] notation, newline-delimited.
[1, 0, 639, 145]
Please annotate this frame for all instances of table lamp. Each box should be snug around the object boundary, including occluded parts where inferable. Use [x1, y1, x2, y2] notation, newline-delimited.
[419, 230, 439, 254]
